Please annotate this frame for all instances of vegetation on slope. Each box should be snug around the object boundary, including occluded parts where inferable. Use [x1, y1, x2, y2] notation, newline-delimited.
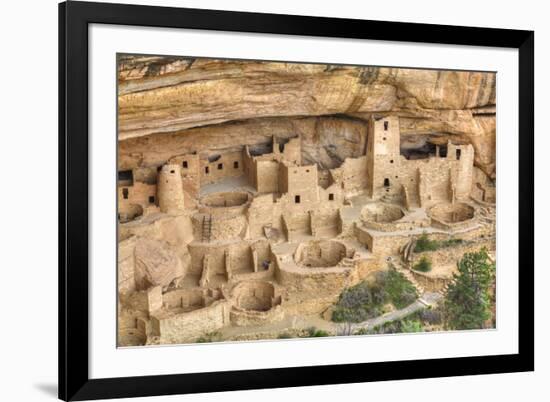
[332, 269, 418, 323]
[414, 233, 463, 252]
[443, 248, 496, 330]
[413, 255, 433, 272]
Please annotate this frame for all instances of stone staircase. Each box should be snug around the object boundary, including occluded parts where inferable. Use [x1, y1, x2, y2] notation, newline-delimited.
[478, 205, 496, 225]
[201, 214, 212, 242]
[393, 260, 425, 295]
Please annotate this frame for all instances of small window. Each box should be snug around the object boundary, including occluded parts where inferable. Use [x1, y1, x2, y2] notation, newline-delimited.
[170, 170, 175, 174]
[306, 169, 310, 173]
[328, 193, 334, 201]
[122, 188, 129, 199]
[384, 121, 389, 130]
[456, 149, 462, 160]
[182, 161, 188, 168]
[295, 195, 301, 204]
[233, 161, 239, 169]
[118, 170, 133, 182]
[148, 196, 155, 204]
[383, 137, 387, 141]
[384, 178, 390, 187]
[157, 166, 162, 172]
[390, 159, 394, 164]
[217, 163, 223, 170]
[205, 166, 209, 174]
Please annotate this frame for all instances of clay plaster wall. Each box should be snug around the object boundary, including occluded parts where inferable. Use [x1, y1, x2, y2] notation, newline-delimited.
[250, 240, 272, 272]
[200, 150, 244, 185]
[192, 212, 247, 242]
[158, 164, 185, 213]
[255, 160, 280, 193]
[118, 181, 157, 220]
[229, 281, 284, 326]
[275, 266, 353, 315]
[279, 163, 319, 204]
[367, 116, 401, 198]
[366, 116, 475, 205]
[471, 166, 496, 204]
[246, 194, 280, 239]
[167, 153, 200, 204]
[188, 241, 254, 278]
[152, 300, 229, 343]
[334, 156, 369, 195]
[242, 137, 302, 194]
[282, 211, 311, 238]
[310, 208, 341, 236]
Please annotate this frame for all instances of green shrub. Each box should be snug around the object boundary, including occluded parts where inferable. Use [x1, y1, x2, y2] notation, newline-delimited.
[440, 238, 463, 248]
[332, 269, 418, 323]
[365, 317, 424, 335]
[331, 281, 382, 323]
[196, 331, 222, 343]
[444, 248, 496, 330]
[420, 308, 443, 325]
[413, 256, 432, 272]
[414, 233, 463, 252]
[378, 270, 418, 309]
[305, 327, 330, 337]
[400, 319, 424, 333]
[414, 233, 438, 252]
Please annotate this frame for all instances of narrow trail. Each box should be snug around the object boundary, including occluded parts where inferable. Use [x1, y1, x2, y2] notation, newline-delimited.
[220, 291, 443, 339]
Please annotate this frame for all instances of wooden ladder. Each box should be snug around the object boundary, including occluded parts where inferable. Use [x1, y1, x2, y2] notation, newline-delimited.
[202, 214, 212, 242]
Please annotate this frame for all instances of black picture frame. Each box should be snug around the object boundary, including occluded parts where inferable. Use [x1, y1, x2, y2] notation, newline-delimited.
[59, 1, 534, 400]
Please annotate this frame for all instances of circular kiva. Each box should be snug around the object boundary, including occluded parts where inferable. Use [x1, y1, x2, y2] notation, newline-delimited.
[361, 202, 404, 224]
[429, 202, 474, 224]
[200, 191, 251, 208]
[294, 240, 347, 268]
[117, 327, 146, 347]
[233, 281, 279, 312]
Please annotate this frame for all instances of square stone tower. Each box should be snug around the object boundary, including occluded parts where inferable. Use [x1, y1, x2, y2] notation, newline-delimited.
[366, 115, 401, 199]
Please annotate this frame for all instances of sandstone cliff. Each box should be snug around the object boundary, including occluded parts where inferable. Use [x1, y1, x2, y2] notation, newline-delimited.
[118, 55, 496, 178]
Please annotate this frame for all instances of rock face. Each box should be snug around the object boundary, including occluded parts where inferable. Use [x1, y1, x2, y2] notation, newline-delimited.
[134, 238, 183, 290]
[118, 55, 496, 178]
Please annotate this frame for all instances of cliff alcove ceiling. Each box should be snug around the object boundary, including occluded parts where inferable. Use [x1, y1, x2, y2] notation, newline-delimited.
[118, 55, 497, 179]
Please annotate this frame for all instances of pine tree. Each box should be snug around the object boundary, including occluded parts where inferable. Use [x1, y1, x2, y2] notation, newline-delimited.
[444, 248, 496, 330]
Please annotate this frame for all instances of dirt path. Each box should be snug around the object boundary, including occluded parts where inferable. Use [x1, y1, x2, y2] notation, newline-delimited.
[220, 292, 443, 339]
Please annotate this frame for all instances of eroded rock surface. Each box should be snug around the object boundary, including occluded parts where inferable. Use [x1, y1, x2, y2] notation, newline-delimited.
[118, 56, 496, 178]
[134, 238, 183, 290]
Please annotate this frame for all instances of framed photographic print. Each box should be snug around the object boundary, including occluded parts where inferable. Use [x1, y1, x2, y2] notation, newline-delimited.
[59, 1, 534, 400]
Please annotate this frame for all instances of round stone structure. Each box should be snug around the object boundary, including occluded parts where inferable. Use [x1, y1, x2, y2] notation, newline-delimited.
[294, 240, 348, 268]
[199, 191, 252, 216]
[361, 202, 404, 223]
[229, 281, 284, 326]
[429, 202, 476, 230]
